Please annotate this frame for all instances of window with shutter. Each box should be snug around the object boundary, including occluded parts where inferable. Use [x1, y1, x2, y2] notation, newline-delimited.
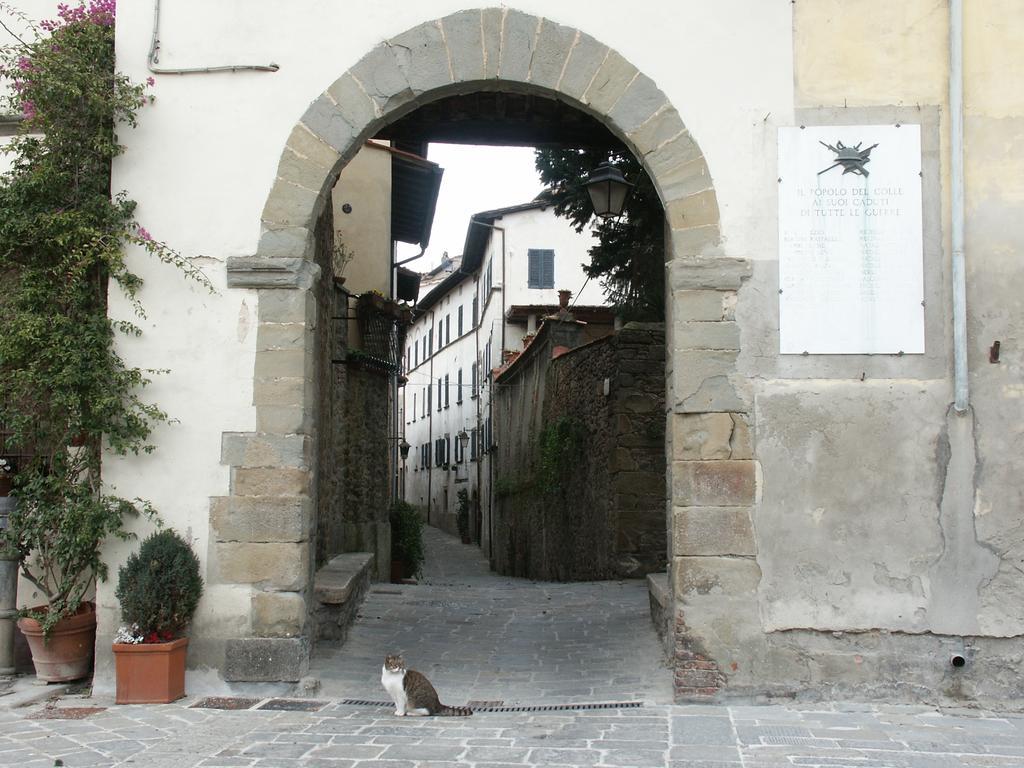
[472, 295, 478, 325]
[457, 305, 463, 336]
[471, 363, 477, 396]
[437, 378, 442, 411]
[470, 428, 478, 460]
[457, 369, 463, 403]
[527, 249, 555, 289]
[445, 374, 450, 408]
[445, 314, 451, 344]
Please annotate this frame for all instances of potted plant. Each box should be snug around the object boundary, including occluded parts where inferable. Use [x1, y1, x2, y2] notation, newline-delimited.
[331, 237, 355, 286]
[456, 489, 471, 544]
[113, 528, 203, 703]
[389, 500, 425, 582]
[0, 3, 210, 681]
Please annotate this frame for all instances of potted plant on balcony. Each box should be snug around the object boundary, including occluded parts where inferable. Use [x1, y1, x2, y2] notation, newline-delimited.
[113, 528, 203, 703]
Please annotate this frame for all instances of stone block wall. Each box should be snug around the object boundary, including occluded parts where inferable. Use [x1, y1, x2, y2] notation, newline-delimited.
[492, 320, 666, 580]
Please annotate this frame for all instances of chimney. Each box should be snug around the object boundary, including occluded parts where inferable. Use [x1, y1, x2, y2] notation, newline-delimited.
[558, 289, 572, 309]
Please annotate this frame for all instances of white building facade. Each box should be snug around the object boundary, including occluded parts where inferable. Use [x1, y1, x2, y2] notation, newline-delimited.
[4, 0, 1024, 706]
[402, 200, 601, 545]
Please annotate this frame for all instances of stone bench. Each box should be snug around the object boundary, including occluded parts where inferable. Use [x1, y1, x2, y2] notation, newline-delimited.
[312, 552, 375, 643]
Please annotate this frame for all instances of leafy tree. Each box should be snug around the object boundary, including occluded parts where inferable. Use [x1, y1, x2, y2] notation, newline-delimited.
[534, 148, 664, 320]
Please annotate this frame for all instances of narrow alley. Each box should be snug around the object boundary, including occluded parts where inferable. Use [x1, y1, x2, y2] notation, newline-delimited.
[308, 524, 675, 706]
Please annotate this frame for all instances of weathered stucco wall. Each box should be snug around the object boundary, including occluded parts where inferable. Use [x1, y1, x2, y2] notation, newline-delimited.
[672, 0, 1024, 705]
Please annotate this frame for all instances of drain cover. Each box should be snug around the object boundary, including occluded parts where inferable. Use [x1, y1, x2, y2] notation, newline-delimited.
[339, 698, 392, 707]
[337, 699, 642, 714]
[191, 696, 261, 710]
[33, 707, 106, 720]
[472, 701, 644, 713]
[258, 699, 327, 712]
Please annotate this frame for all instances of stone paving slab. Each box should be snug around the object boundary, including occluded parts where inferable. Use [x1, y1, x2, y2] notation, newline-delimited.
[4, 527, 1023, 765]
[308, 525, 675, 707]
[1, 697, 1023, 768]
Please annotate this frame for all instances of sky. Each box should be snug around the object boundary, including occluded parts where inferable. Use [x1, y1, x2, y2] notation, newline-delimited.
[396, 144, 545, 273]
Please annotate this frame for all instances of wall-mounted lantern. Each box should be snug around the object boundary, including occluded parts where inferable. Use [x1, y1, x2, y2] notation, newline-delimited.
[584, 162, 633, 219]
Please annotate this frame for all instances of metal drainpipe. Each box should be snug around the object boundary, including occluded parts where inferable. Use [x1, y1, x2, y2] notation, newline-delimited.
[950, 0, 969, 413]
[147, 0, 279, 75]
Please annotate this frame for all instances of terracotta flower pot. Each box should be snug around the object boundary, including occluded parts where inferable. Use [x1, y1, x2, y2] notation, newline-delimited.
[113, 637, 188, 704]
[17, 602, 96, 682]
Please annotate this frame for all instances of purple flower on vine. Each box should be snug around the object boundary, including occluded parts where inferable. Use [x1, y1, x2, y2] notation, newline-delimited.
[137, 227, 153, 242]
[23, 101, 37, 120]
[146, 77, 155, 87]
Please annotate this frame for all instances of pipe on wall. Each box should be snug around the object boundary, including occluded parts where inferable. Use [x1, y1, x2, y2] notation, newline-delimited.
[950, 0, 969, 413]
[148, 0, 279, 75]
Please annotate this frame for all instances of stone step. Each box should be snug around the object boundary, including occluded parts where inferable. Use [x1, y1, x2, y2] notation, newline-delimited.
[646, 572, 671, 651]
[312, 552, 375, 644]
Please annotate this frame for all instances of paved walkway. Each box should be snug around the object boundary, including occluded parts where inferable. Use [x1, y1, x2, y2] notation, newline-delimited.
[2, 693, 1023, 767]
[1, 525, 1023, 766]
[309, 524, 674, 706]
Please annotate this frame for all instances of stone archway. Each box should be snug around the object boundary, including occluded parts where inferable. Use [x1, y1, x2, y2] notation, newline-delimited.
[217, 8, 757, 700]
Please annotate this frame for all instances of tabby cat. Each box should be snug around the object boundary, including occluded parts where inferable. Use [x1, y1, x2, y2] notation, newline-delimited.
[381, 654, 473, 717]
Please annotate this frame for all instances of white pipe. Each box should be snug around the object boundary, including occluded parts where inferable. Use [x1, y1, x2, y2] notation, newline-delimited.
[950, 0, 968, 413]
[148, 0, 279, 75]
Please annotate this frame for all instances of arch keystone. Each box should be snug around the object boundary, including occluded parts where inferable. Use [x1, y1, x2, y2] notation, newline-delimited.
[498, 9, 540, 82]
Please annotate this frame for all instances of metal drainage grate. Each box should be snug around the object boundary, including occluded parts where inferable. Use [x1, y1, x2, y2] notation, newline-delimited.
[339, 699, 393, 707]
[258, 699, 328, 712]
[191, 696, 262, 710]
[337, 699, 643, 714]
[472, 701, 644, 713]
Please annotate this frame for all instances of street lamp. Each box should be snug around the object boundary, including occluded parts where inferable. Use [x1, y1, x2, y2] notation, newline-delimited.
[399, 439, 411, 461]
[457, 429, 470, 460]
[584, 161, 633, 219]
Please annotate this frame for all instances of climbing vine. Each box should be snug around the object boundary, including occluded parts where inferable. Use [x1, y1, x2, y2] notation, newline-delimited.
[536, 417, 587, 497]
[0, 1, 210, 633]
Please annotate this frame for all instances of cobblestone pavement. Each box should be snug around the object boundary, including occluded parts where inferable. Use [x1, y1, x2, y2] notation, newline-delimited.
[2, 526, 1022, 766]
[2, 695, 1023, 767]
[308, 525, 675, 706]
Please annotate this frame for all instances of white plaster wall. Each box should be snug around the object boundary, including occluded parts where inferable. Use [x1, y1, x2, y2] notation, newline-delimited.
[498, 206, 603, 308]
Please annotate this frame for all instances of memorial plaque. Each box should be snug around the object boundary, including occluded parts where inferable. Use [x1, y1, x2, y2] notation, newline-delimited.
[778, 125, 924, 354]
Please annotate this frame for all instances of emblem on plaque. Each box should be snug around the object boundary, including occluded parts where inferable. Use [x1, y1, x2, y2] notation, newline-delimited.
[817, 140, 879, 177]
